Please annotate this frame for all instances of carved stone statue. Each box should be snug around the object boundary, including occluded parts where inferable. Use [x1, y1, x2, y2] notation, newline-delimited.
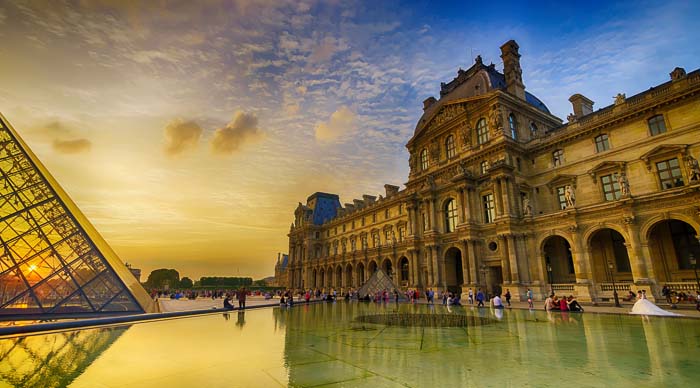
[522, 196, 532, 216]
[617, 172, 630, 197]
[564, 185, 576, 208]
[567, 113, 577, 123]
[614, 93, 626, 105]
[459, 123, 471, 147]
[489, 104, 503, 136]
[687, 155, 700, 182]
[409, 152, 417, 172]
[429, 139, 440, 162]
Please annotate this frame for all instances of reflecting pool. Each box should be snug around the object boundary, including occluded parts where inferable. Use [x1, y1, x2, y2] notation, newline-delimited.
[1, 302, 699, 387]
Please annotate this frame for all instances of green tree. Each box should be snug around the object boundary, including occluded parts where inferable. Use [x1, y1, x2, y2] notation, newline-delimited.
[179, 277, 194, 289]
[146, 269, 180, 289]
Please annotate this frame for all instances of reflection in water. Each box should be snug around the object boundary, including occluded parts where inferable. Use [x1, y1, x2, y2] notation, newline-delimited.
[236, 311, 246, 329]
[0, 326, 127, 388]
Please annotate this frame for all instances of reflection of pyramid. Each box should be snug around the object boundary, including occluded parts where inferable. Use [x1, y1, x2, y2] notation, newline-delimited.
[356, 269, 406, 300]
[0, 326, 127, 387]
[0, 114, 155, 318]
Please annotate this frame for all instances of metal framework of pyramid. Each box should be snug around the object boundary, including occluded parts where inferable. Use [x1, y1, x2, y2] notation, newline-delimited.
[356, 269, 407, 300]
[0, 113, 156, 318]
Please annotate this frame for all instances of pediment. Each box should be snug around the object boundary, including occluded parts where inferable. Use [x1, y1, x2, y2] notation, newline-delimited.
[639, 144, 688, 170]
[587, 161, 626, 178]
[545, 174, 577, 193]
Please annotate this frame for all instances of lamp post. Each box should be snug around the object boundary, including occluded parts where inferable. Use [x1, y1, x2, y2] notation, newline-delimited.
[546, 262, 553, 295]
[608, 261, 621, 307]
[690, 253, 699, 292]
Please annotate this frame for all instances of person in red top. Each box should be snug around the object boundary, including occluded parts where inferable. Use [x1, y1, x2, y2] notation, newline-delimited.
[559, 297, 569, 312]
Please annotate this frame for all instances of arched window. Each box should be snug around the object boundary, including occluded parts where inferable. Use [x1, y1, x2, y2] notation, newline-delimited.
[552, 149, 564, 166]
[400, 258, 409, 282]
[508, 114, 518, 140]
[444, 199, 457, 233]
[445, 135, 456, 158]
[420, 148, 429, 170]
[476, 118, 489, 144]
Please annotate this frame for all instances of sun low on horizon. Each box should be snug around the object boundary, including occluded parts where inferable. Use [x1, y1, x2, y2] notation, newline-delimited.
[1, 0, 698, 280]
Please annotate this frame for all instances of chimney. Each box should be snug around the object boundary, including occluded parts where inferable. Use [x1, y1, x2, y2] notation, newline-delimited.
[423, 96, 437, 111]
[277, 252, 280, 264]
[353, 199, 364, 209]
[344, 203, 355, 212]
[568, 94, 594, 118]
[500, 40, 526, 100]
[384, 184, 399, 197]
[362, 194, 377, 205]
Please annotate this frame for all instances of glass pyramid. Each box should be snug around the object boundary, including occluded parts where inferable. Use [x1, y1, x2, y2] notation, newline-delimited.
[356, 269, 407, 301]
[0, 113, 155, 318]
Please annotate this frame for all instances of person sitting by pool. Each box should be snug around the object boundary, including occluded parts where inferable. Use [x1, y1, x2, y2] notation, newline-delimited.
[223, 295, 234, 310]
[559, 296, 569, 312]
[492, 294, 504, 309]
[551, 295, 561, 310]
[280, 295, 286, 305]
[451, 295, 461, 306]
[567, 295, 584, 312]
[544, 293, 555, 311]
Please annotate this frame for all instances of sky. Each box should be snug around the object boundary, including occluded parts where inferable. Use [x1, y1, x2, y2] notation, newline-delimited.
[0, 0, 698, 280]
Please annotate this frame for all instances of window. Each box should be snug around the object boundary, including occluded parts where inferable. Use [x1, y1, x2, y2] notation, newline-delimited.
[422, 212, 429, 231]
[444, 199, 457, 233]
[480, 160, 490, 174]
[445, 135, 456, 158]
[361, 235, 368, 249]
[648, 115, 666, 136]
[552, 149, 564, 167]
[385, 230, 392, 245]
[373, 234, 380, 247]
[342, 224, 346, 232]
[656, 158, 684, 189]
[315, 231, 320, 239]
[595, 134, 610, 153]
[372, 213, 376, 223]
[385, 209, 390, 219]
[341, 240, 346, 253]
[333, 242, 338, 255]
[350, 239, 356, 251]
[556, 186, 567, 210]
[508, 114, 518, 139]
[361, 217, 365, 227]
[476, 118, 489, 144]
[420, 148, 429, 170]
[351, 220, 355, 229]
[482, 194, 495, 223]
[530, 122, 538, 137]
[399, 226, 405, 242]
[516, 157, 521, 171]
[601, 174, 621, 201]
[398, 204, 403, 215]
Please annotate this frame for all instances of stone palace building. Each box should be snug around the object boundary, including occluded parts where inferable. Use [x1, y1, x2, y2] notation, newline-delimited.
[283, 40, 700, 302]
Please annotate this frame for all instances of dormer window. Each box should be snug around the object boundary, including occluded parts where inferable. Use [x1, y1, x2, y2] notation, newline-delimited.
[420, 148, 429, 170]
[508, 114, 518, 140]
[445, 135, 456, 158]
[476, 118, 489, 144]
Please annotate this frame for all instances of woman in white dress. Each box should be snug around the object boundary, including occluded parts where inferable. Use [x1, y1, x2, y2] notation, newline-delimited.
[630, 290, 681, 316]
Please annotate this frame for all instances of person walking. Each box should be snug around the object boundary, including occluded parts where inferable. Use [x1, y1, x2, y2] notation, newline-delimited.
[527, 288, 534, 309]
[476, 288, 485, 307]
[468, 288, 474, 304]
[505, 289, 512, 307]
[696, 291, 700, 312]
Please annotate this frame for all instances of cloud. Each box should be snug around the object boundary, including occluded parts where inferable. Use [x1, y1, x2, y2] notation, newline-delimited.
[314, 106, 357, 142]
[210, 112, 263, 155]
[163, 118, 202, 156]
[52, 138, 91, 154]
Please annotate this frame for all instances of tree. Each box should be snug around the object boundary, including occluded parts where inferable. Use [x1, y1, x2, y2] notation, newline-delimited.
[145, 269, 180, 289]
[179, 277, 193, 289]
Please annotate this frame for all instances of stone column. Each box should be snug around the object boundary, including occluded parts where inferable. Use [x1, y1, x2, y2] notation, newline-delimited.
[457, 187, 466, 224]
[624, 218, 650, 283]
[517, 234, 531, 284]
[569, 227, 591, 284]
[429, 198, 438, 232]
[501, 177, 512, 216]
[507, 234, 520, 284]
[426, 246, 434, 286]
[461, 239, 470, 284]
[467, 239, 478, 286]
[500, 234, 512, 283]
[494, 177, 504, 217]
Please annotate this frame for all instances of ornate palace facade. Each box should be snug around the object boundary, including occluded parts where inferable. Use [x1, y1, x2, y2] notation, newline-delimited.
[285, 40, 700, 302]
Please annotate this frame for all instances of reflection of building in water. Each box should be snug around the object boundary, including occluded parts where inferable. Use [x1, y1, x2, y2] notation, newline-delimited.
[0, 114, 156, 318]
[285, 40, 700, 302]
[0, 326, 127, 387]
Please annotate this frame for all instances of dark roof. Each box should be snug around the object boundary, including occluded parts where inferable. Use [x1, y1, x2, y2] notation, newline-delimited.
[307, 192, 341, 225]
[280, 254, 289, 269]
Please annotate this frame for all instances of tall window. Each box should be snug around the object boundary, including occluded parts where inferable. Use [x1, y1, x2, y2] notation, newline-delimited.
[361, 235, 368, 249]
[398, 204, 403, 214]
[476, 118, 489, 144]
[530, 122, 538, 137]
[350, 239, 356, 251]
[422, 212, 429, 231]
[552, 149, 564, 167]
[556, 186, 567, 210]
[373, 234, 380, 247]
[385, 209, 390, 219]
[601, 174, 621, 201]
[482, 194, 495, 223]
[399, 226, 405, 242]
[420, 148, 429, 170]
[480, 160, 490, 174]
[444, 199, 458, 233]
[385, 230, 392, 245]
[509, 114, 518, 139]
[595, 134, 610, 153]
[648, 115, 667, 136]
[445, 135, 456, 158]
[656, 158, 684, 189]
[372, 213, 376, 223]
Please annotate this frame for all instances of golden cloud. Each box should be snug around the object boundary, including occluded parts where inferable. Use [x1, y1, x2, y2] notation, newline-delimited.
[52, 138, 92, 154]
[314, 106, 357, 142]
[210, 111, 263, 155]
[163, 118, 203, 156]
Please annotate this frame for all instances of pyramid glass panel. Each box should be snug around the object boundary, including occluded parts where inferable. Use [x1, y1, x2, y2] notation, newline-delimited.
[0, 114, 155, 318]
[356, 269, 406, 301]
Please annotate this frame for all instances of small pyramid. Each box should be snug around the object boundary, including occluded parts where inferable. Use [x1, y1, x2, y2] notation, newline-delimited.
[0, 114, 156, 318]
[356, 269, 407, 301]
